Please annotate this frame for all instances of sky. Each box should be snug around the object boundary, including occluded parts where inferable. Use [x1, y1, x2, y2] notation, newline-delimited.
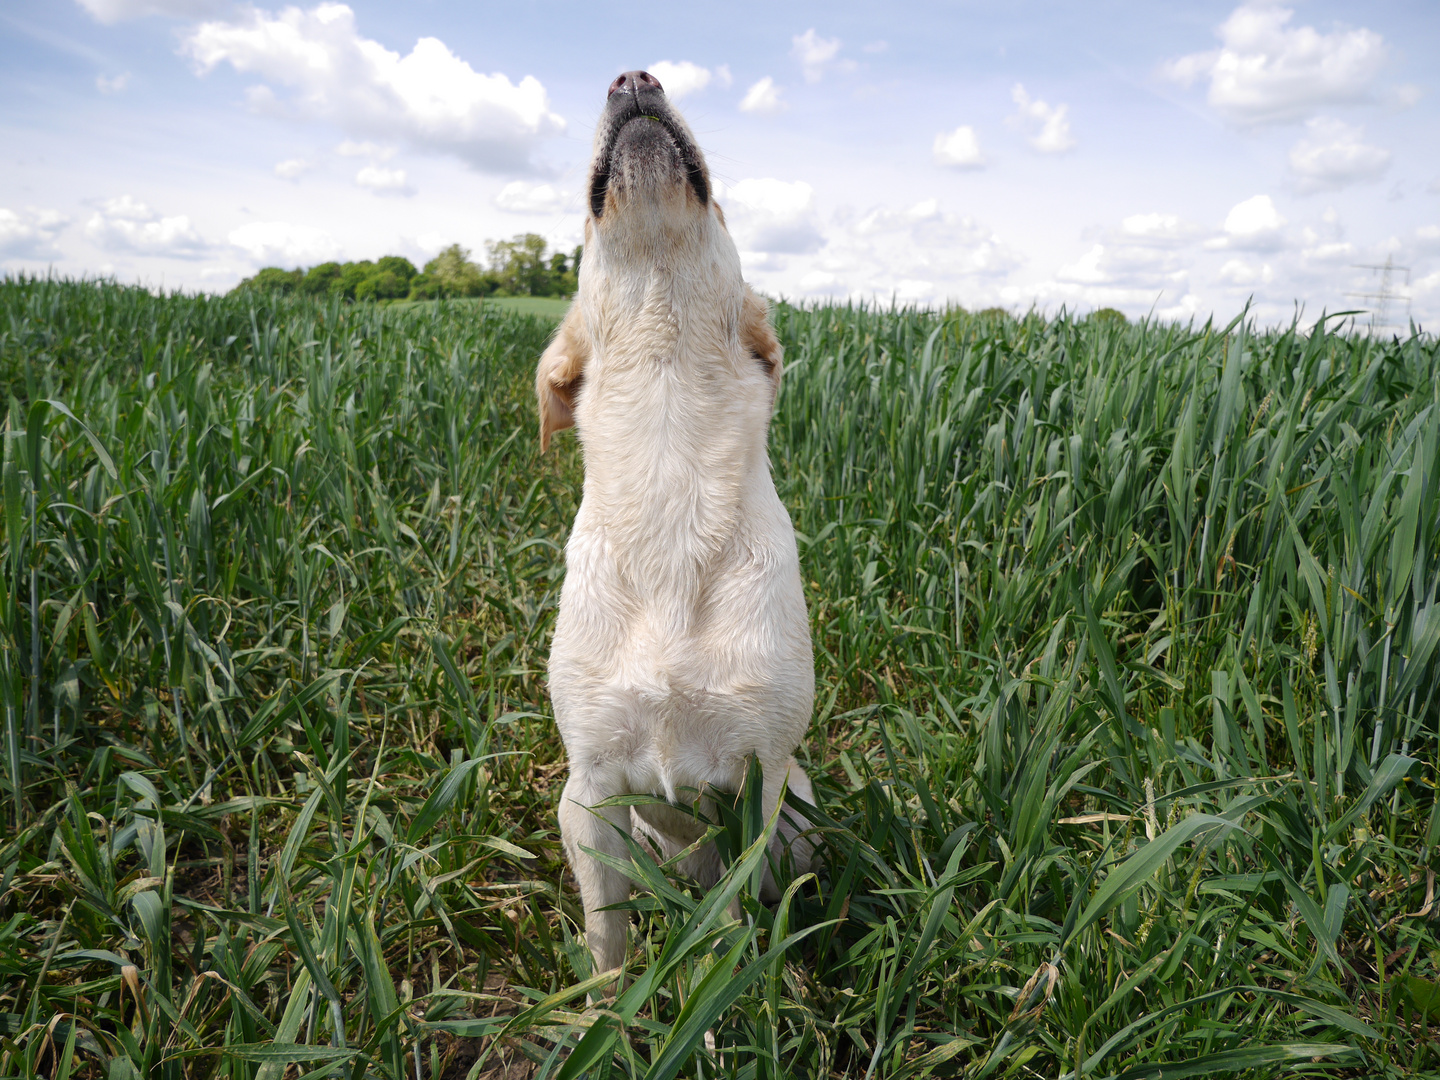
[3, 0, 1439, 326]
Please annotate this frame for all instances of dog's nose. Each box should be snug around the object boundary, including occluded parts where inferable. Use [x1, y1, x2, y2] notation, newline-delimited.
[608, 70, 664, 97]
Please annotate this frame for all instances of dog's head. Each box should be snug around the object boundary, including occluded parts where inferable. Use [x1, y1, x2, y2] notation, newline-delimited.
[536, 71, 783, 452]
[588, 69, 712, 237]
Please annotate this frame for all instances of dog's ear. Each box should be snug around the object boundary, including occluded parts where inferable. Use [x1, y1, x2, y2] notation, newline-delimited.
[741, 285, 783, 398]
[537, 305, 589, 452]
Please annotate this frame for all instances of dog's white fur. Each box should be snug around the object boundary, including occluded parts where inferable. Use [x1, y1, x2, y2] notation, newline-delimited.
[537, 72, 815, 976]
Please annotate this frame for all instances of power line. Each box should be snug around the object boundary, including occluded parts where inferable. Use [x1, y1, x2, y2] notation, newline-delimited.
[1346, 255, 1411, 333]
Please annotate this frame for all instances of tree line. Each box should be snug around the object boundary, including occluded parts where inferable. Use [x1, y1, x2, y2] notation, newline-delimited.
[230, 234, 580, 301]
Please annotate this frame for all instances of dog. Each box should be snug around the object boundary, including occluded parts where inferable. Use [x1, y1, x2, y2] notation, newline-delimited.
[536, 70, 816, 977]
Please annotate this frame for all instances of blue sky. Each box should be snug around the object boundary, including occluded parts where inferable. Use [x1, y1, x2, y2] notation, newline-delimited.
[3, 0, 1438, 325]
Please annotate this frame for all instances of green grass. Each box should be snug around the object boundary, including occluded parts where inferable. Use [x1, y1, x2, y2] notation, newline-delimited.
[485, 297, 572, 320]
[390, 295, 572, 322]
[0, 276, 1437, 1079]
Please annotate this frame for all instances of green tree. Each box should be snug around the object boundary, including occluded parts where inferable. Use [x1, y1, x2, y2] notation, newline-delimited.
[357, 270, 410, 301]
[485, 234, 578, 297]
[228, 243, 576, 302]
[232, 266, 303, 294]
[320, 257, 418, 301]
[301, 262, 344, 296]
[412, 244, 490, 299]
[549, 250, 578, 296]
[487, 233, 547, 296]
[375, 255, 418, 285]
[366, 256, 417, 300]
[335, 260, 375, 300]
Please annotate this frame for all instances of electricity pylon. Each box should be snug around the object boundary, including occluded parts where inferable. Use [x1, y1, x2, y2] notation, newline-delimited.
[1347, 255, 1412, 333]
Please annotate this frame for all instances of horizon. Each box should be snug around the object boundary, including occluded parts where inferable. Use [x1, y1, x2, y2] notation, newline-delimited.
[8, 266, 1429, 339]
[3, 0, 1437, 329]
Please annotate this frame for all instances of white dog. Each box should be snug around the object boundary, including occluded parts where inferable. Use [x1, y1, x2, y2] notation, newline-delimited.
[536, 70, 816, 976]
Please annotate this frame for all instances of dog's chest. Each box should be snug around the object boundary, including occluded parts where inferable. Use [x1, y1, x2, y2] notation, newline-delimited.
[551, 492, 813, 792]
[580, 364, 762, 574]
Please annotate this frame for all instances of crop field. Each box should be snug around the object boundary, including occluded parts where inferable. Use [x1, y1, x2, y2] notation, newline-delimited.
[393, 296, 575, 321]
[472, 297, 573, 320]
[0, 276, 1438, 1079]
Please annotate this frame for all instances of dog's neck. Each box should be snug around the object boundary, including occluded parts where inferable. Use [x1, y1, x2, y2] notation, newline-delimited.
[571, 231, 774, 608]
[584, 209, 728, 296]
[594, 183, 701, 255]
[578, 220, 745, 376]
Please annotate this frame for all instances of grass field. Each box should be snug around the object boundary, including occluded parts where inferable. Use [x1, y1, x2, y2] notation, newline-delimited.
[0, 277, 1437, 1079]
[483, 297, 571, 321]
[392, 296, 572, 321]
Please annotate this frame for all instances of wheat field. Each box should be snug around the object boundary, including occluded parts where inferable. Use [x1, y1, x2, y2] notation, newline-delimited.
[0, 277, 1437, 1078]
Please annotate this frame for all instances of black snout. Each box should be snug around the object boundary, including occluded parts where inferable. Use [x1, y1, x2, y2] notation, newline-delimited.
[590, 69, 707, 218]
[608, 70, 664, 98]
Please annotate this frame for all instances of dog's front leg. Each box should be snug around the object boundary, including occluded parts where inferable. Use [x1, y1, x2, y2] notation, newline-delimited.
[559, 774, 633, 977]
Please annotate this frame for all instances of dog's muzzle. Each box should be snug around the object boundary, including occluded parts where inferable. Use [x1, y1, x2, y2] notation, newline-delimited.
[590, 70, 710, 218]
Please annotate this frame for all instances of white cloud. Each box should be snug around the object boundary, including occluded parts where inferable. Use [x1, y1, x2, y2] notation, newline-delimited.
[1301, 240, 1354, 263]
[274, 157, 313, 180]
[1218, 258, 1274, 286]
[739, 76, 785, 115]
[720, 178, 824, 255]
[1116, 212, 1200, 246]
[1156, 294, 1205, 322]
[892, 279, 937, 304]
[407, 232, 450, 258]
[1055, 238, 1189, 289]
[933, 126, 985, 169]
[354, 164, 412, 195]
[96, 72, 130, 94]
[95, 195, 157, 221]
[336, 139, 395, 160]
[0, 208, 68, 258]
[85, 196, 209, 257]
[228, 221, 341, 265]
[799, 269, 840, 293]
[1295, 206, 1354, 262]
[1212, 194, 1287, 252]
[830, 200, 1024, 298]
[1163, 3, 1387, 125]
[1008, 84, 1075, 153]
[181, 3, 565, 172]
[791, 29, 847, 83]
[1392, 84, 1422, 110]
[1014, 209, 1208, 314]
[1058, 245, 1108, 284]
[1000, 273, 1196, 318]
[647, 61, 714, 100]
[494, 180, 568, 214]
[77, 0, 222, 22]
[1287, 118, 1390, 193]
[862, 40, 889, 54]
[1414, 226, 1440, 253]
[718, 191, 1022, 305]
